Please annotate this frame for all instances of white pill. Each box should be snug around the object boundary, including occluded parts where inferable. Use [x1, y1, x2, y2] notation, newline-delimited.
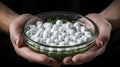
[69, 41, 77, 46]
[46, 39, 53, 45]
[77, 38, 83, 44]
[51, 35, 57, 40]
[64, 41, 69, 46]
[74, 22, 81, 27]
[84, 31, 91, 35]
[58, 26, 65, 32]
[74, 47, 78, 49]
[69, 36, 73, 40]
[72, 36, 78, 41]
[86, 34, 92, 38]
[56, 20, 63, 25]
[34, 29, 43, 37]
[43, 30, 50, 34]
[75, 26, 80, 31]
[61, 33, 67, 37]
[34, 45, 39, 49]
[80, 35, 87, 43]
[58, 42, 65, 46]
[30, 35, 36, 40]
[69, 29, 75, 36]
[43, 33, 48, 39]
[26, 30, 31, 36]
[66, 22, 73, 28]
[75, 32, 82, 37]
[53, 31, 59, 36]
[33, 37, 40, 42]
[39, 38, 44, 43]
[36, 21, 43, 29]
[80, 26, 86, 33]
[39, 28, 44, 32]
[54, 39, 61, 44]
[49, 48, 55, 51]
[50, 28, 55, 33]
[65, 28, 71, 33]
[61, 24, 66, 28]
[43, 39, 47, 45]
[43, 22, 52, 29]
[36, 21, 43, 25]
[30, 25, 37, 29]
[64, 36, 70, 42]
[29, 27, 37, 33]
[45, 27, 51, 32]
[52, 24, 59, 29]
[57, 48, 63, 52]
[65, 48, 71, 51]
[50, 43, 57, 46]
[58, 35, 64, 41]
[29, 27, 37, 34]
[40, 46, 47, 50]
[81, 35, 85, 39]
[83, 36, 88, 42]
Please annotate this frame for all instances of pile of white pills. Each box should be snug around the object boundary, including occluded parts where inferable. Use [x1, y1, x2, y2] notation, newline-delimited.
[26, 19, 93, 51]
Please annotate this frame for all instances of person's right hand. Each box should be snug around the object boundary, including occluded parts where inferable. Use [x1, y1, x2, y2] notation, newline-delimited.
[62, 13, 112, 65]
[9, 14, 60, 67]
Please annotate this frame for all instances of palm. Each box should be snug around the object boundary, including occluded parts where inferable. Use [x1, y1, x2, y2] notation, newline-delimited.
[63, 14, 112, 65]
[9, 14, 59, 67]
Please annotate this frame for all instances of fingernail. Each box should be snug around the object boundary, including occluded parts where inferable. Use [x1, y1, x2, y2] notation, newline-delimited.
[16, 39, 19, 46]
[100, 41, 103, 47]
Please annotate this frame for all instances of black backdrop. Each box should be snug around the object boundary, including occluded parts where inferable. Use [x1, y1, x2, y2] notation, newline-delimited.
[1, 0, 112, 15]
[1, 0, 120, 67]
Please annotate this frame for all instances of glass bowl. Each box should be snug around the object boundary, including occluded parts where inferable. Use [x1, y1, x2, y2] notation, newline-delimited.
[22, 11, 98, 61]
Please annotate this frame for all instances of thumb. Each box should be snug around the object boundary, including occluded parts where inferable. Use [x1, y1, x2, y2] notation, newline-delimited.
[10, 14, 32, 48]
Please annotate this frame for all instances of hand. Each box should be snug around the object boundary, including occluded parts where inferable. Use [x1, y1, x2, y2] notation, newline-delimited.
[63, 13, 112, 65]
[9, 14, 60, 67]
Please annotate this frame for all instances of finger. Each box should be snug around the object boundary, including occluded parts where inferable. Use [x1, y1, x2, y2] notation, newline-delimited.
[95, 37, 103, 48]
[63, 39, 102, 65]
[10, 14, 32, 47]
[86, 14, 112, 46]
[47, 58, 61, 67]
[14, 46, 49, 64]
[63, 57, 73, 65]
[72, 44, 104, 64]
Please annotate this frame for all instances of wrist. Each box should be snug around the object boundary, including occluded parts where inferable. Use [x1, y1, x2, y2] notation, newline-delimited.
[86, 13, 112, 32]
[99, 12, 119, 30]
[0, 12, 20, 33]
[0, 2, 20, 33]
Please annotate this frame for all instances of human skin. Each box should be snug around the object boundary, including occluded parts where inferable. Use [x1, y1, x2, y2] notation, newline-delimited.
[0, 2, 59, 67]
[0, 0, 120, 66]
[63, 0, 120, 64]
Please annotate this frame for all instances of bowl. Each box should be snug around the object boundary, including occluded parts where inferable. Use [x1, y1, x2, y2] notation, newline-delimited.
[22, 11, 98, 61]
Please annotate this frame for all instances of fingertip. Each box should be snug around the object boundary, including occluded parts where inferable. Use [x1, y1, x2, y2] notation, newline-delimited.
[72, 55, 80, 64]
[72, 54, 84, 64]
[38, 54, 49, 64]
[47, 58, 60, 67]
[15, 34, 23, 48]
[95, 37, 103, 48]
[20, 14, 33, 18]
[63, 57, 72, 64]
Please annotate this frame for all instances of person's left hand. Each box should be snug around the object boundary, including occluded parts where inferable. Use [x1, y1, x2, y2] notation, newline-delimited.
[9, 14, 60, 67]
[62, 13, 112, 65]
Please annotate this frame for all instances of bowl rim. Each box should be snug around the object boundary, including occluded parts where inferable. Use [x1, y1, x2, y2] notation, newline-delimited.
[22, 11, 99, 48]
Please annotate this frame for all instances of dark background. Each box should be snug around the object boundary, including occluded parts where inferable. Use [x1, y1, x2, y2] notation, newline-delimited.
[1, 0, 112, 15]
[1, 0, 120, 67]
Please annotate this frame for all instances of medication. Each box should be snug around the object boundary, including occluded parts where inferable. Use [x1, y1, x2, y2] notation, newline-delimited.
[25, 19, 93, 51]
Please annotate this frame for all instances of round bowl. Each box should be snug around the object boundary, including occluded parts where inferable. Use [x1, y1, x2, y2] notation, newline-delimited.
[22, 11, 98, 61]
